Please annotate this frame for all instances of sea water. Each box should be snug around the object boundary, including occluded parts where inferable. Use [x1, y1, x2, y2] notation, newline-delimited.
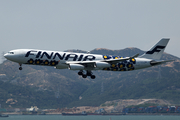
[4, 115, 180, 120]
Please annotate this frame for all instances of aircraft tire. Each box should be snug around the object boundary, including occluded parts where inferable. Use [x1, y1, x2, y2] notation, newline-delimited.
[19, 67, 22, 70]
[91, 75, 96, 79]
[78, 71, 83, 75]
[82, 75, 87, 78]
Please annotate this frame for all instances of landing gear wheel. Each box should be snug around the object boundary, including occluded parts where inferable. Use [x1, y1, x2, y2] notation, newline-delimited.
[91, 75, 96, 79]
[19, 67, 22, 70]
[78, 70, 96, 79]
[78, 71, 83, 75]
[18, 63, 22, 70]
[82, 74, 87, 78]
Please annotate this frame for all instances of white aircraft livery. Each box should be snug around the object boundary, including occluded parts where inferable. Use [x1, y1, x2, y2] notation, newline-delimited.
[4, 38, 173, 79]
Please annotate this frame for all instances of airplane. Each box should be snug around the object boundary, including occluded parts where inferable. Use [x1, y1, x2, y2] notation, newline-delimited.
[4, 38, 173, 79]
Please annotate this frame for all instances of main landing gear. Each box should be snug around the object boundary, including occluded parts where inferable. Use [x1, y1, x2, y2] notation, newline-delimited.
[78, 70, 96, 79]
[19, 63, 22, 70]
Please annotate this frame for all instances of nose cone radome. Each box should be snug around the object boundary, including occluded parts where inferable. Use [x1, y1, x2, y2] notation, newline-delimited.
[3, 51, 16, 61]
[4, 53, 8, 59]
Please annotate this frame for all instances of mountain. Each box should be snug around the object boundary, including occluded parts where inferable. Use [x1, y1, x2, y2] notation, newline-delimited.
[0, 47, 180, 108]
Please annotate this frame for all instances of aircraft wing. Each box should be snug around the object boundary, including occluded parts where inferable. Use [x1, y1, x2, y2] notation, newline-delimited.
[65, 54, 139, 67]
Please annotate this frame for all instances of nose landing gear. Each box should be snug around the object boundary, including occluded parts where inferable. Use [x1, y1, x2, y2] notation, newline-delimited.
[78, 70, 96, 79]
[19, 63, 22, 70]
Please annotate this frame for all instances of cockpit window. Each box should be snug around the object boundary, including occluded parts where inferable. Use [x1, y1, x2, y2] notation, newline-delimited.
[8, 52, 14, 54]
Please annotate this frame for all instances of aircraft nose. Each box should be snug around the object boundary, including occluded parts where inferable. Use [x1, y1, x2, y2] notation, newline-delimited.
[4, 52, 12, 60]
[3, 51, 22, 62]
[4, 53, 8, 59]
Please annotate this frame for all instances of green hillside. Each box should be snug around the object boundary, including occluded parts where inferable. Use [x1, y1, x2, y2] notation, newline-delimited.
[0, 48, 180, 108]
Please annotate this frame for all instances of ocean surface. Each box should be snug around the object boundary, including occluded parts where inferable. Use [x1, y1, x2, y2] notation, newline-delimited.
[3, 115, 180, 120]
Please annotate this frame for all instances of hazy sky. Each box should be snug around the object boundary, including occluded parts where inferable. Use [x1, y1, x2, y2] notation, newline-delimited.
[1, 0, 180, 63]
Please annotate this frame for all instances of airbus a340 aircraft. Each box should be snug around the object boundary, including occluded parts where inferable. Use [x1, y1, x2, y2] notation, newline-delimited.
[4, 38, 173, 79]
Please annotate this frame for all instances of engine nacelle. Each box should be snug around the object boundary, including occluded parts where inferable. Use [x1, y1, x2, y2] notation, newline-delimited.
[95, 62, 111, 68]
[68, 64, 85, 70]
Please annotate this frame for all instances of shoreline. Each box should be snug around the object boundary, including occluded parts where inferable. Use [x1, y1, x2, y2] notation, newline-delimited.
[2, 112, 180, 116]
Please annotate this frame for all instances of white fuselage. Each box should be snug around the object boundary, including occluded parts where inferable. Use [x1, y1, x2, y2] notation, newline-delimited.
[4, 49, 152, 71]
[3, 38, 171, 79]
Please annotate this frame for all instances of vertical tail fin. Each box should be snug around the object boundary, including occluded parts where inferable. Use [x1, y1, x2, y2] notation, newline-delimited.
[139, 38, 170, 60]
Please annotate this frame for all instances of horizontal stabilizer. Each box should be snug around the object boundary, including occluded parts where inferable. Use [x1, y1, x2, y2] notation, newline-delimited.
[150, 60, 174, 66]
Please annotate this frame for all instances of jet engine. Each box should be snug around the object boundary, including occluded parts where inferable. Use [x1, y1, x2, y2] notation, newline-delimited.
[95, 62, 111, 68]
[68, 64, 84, 70]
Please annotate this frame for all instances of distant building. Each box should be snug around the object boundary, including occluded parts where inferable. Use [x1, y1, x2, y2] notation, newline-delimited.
[95, 108, 106, 114]
[79, 96, 82, 100]
[26, 106, 39, 112]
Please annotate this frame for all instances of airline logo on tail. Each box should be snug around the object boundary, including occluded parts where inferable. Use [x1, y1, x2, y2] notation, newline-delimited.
[146, 45, 166, 54]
